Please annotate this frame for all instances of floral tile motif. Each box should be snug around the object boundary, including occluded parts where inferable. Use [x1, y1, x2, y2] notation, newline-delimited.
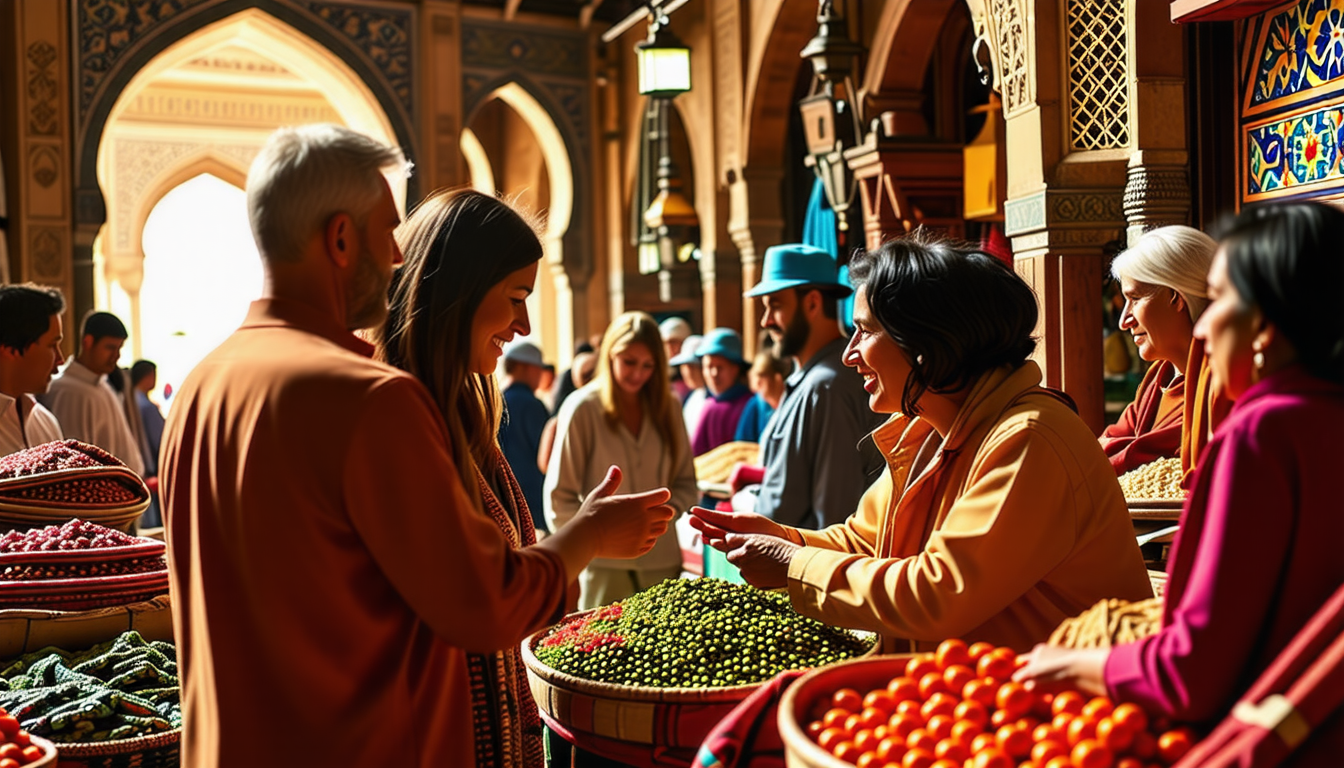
[1247, 103, 1344, 197]
[1251, 0, 1344, 107]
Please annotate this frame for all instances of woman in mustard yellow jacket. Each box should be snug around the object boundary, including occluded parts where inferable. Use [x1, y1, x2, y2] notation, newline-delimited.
[690, 233, 1152, 652]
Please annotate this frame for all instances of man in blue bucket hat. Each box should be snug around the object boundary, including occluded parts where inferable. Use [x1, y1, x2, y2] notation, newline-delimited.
[720, 244, 884, 529]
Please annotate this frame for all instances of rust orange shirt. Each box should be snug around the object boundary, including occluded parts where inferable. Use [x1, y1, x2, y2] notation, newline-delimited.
[160, 299, 566, 768]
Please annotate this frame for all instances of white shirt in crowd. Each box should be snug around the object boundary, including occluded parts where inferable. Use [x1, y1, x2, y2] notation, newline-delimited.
[0, 393, 63, 458]
[39, 361, 145, 476]
[544, 382, 698, 572]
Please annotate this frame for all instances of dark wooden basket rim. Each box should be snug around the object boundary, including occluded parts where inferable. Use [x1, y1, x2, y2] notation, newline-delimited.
[0, 466, 149, 507]
[520, 607, 877, 704]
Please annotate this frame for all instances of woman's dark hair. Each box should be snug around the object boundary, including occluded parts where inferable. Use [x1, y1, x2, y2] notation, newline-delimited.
[1218, 201, 1344, 385]
[377, 189, 543, 492]
[848, 230, 1038, 415]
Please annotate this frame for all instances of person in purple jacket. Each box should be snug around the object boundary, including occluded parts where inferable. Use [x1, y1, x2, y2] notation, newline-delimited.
[690, 327, 753, 456]
[1016, 201, 1344, 763]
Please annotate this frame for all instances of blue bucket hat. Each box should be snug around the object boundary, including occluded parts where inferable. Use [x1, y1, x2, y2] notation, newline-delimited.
[695, 328, 745, 365]
[744, 244, 852, 298]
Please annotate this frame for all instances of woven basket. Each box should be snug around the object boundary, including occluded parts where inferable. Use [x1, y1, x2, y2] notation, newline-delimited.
[0, 466, 149, 536]
[692, 441, 760, 486]
[0, 595, 172, 659]
[51, 728, 180, 768]
[778, 655, 915, 768]
[521, 609, 876, 751]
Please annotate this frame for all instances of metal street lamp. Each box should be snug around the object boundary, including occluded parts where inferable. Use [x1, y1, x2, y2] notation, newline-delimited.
[635, 13, 691, 98]
[799, 0, 865, 234]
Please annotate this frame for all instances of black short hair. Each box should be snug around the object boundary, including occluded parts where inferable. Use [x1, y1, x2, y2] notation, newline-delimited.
[1219, 202, 1344, 386]
[81, 311, 128, 342]
[848, 230, 1038, 415]
[0, 284, 65, 354]
[792, 286, 843, 320]
[130, 359, 157, 386]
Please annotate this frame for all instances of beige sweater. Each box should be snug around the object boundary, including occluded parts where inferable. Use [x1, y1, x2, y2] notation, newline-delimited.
[544, 382, 697, 571]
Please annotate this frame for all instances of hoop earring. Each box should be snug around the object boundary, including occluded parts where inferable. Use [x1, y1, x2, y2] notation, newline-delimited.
[1252, 340, 1265, 371]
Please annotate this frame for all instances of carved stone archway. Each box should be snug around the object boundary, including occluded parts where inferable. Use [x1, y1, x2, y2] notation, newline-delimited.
[73, 0, 419, 321]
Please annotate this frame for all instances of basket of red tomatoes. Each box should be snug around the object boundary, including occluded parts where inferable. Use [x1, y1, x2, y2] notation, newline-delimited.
[779, 639, 1196, 768]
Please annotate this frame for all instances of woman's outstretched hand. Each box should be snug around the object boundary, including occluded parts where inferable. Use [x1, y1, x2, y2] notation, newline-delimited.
[578, 466, 675, 559]
[687, 505, 789, 550]
[1012, 643, 1109, 697]
[688, 506, 797, 589]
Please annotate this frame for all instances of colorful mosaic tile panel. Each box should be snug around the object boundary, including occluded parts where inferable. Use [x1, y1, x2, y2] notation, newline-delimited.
[1251, 0, 1344, 107]
[1247, 103, 1344, 197]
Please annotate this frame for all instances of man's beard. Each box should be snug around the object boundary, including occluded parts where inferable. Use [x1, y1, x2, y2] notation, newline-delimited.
[775, 310, 811, 359]
[345, 240, 389, 331]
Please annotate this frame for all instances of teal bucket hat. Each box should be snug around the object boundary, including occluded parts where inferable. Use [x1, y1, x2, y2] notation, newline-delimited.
[695, 327, 745, 365]
[744, 243, 852, 298]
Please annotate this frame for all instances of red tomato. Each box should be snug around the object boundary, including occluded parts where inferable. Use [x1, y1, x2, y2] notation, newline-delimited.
[919, 672, 949, 700]
[968, 642, 996, 662]
[902, 748, 936, 768]
[19, 746, 38, 763]
[921, 693, 958, 721]
[907, 728, 939, 753]
[963, 678, 999, 708]
[1095, 718, 1134, 753]
[1042, 758, 1072, 768]
[1157, 729, 1193, 764]
[0, 758, 19, 768]
[876, 736, 907, 762]
[873, 725, 890, 742]
[1111, 703, 1149, 735]
[1070, 739, 1114, 768]
[888, 713, 922, 739]
[1033, 724, 1062, 744]
[1065, 715, 1098, 746]
[952, 719, 983, 742]
[1030, 739, 1068, 764]
[1051, 713, 1074, 733]
[856, 752, 884, 768]
[0, 720, 16, 741]
[954, 699, 989, 728]
[823, 708, 851, 731]
[805, 720, 825, 739]
[1081, 697, 1115, 721]
[833, 741, 862, 762]
[990, 708, 1016, 729]
[930, 761, 960, 768]
[925, 714, 954, 741]
[906, 655, 938, 682]
[846, 714, 864, 737]
[1115, 759, 1145, 768]
[817, 727, 848, 751]
[854, 728, 880, 753]
[1050, 690, 1085, 717]
[970, 732, 998, 753]
[994, 724, 1032, 758]
[943, 664, 977, 694]
[934, 736, 970, 763]
[996, 682, 1032, 718]
[970, 747, 1014, 768]
[896, 700, 924, 719]
[859, 707, 888, 730]
[865, 689, 899, 715]
[888, 676, 922, 703]
[0, 747, 16, 761]
[977, 652, 1015, 682]
[7, 732, 24, 749]
[833, 688, 864, 713]
[1032, 691, 1056, 719]
[935, 639, 972, 671]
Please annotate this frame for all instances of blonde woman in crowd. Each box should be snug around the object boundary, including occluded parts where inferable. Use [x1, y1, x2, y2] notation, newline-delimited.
[546, 311, 698, 609]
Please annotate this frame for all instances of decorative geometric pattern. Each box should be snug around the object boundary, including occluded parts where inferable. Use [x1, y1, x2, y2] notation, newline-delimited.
[294, 1, 413, 114]
[26, 42, 60, 136]
[461, 21, 586, 79]
[1246, 103, 1344, 197]
[1250, 0, 1344, 108]
[77, 0, 212, 116]
[990, 0, 1030, 114]
[1066, 0, 1130, 150]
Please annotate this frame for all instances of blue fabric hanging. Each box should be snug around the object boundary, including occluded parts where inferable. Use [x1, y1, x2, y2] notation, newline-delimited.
[800, 177, 855, 333]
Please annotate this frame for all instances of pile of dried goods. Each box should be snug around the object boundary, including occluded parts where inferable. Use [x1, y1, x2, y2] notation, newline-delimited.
[533, 578, 872, 688]
[1117, 458, 1185, 501]
[1049, 598, 1165, 649]
[0, 631, 180, 743]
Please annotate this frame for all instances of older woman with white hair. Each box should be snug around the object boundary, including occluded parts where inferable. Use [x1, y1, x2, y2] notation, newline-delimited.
[1100, 225, 1230, 476]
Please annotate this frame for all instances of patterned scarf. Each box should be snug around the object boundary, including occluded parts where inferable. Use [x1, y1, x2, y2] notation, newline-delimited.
[467, 454, 546, 768]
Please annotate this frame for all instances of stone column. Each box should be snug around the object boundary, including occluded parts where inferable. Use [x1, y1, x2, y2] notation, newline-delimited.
[728, 166, 785, 355]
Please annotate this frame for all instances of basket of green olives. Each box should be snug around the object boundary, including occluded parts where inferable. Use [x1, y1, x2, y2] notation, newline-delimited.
[520, 578, 875, 750]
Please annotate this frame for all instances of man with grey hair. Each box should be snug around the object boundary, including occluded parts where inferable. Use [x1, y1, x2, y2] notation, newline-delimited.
[160, 124, 672, 768]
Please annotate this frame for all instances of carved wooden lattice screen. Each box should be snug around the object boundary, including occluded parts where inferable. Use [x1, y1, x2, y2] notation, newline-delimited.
[1066, 0, 1131, 150]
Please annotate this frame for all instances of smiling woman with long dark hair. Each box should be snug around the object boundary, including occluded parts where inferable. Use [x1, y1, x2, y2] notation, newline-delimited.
[690, 230, 1151, 652]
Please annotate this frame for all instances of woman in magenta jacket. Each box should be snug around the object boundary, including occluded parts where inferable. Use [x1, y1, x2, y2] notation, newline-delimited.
[1016, 202, 1344, 763]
